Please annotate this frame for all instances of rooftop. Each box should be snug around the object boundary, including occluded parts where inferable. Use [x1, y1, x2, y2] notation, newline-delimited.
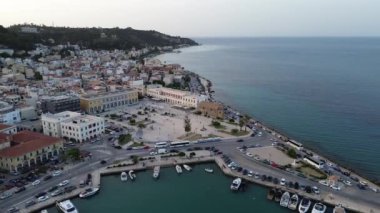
[0, 123, 13, 131]
[42, 111, 81, 121]
[81, 89, 137, 99]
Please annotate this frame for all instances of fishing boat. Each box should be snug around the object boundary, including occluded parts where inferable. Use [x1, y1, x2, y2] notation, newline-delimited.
[79, 187, 99, 198]
[333, 204, 346, 213]
[267, 188, 275, 200]
[204, 168, 213, 173]
[298, 198, 311, 213]
[153, 166, 160, 179]
[175, 165, 183, 174]
[311, 203, 327, 213]
[274, 189, 282, 202]
[280, 192, 290, 207]
[129, 170, 136, 181]
[183, 164, 192, 171]
[56, 200, 79, 213]
[230, 178, 242, 191]
[288, 194, 299, 210]
[120, 172, 128, 181]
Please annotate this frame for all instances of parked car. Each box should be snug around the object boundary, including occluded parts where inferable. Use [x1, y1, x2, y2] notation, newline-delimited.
[52, 170, 62, 177]
[236, 139, 244, 142]
[24, 200, 36, 208]
[280, 178, 286, 186]
[15, 186, 26, 193]
[312, 186, 320, 194]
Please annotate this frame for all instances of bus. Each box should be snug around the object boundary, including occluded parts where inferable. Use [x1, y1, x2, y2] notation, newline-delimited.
[155, 142, 169, 148]
[169, 141, 190, 148]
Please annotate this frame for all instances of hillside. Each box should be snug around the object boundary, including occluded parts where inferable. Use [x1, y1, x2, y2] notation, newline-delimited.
[0, 24, 198, 51]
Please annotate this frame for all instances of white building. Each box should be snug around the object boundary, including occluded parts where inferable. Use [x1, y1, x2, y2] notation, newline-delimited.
[146, 85, 208, 108]
[0, 101, 21, 124]
[41, 111, 104, 142]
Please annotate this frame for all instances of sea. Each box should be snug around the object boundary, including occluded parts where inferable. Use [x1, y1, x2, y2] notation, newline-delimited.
[155, 37, 380, 181]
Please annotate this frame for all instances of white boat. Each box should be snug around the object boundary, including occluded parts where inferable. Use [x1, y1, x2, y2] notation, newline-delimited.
[204, 168, 213, 173]
[230, 178, 242, 191]
[298, 198, 311, 213]
[183, 164, 192, 171]
[129, 170, 136, 181]
[175, 165, 183, 174]
[311, 203, 327, 213]
[41, 210, 48, 213]
[280, 192, 290, 207]
[79, 187, 99, 198]
[153, 166, 160, 179]
[120, 172, 128, 181]
[288, 194, 299, 210]
[333, 204, 346, 213]
[56, 200, 79, 213]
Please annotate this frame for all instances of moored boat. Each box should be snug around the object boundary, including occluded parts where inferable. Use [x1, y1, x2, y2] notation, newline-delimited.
[153, 166, 160, 179]
[129, 170, 136, 181]
[274, 189, 282, 202]
[175, 165, 182, 174]
[280, 191, 290, 207]
[204, 168, 213, 173]
[120, 172, 128, 181]
[267, 188, 275, 200]
[333, 204, 346, 213]
[298, 198, 311, 213]
[311, 203, 327, 213]
[41, 210, 48, 213]
[230, 178, 242, 191]
[183, 164, 192, 171]
[79, 187, 99, 198]
[288, 193, 299, 210]
[56, 200, 78, 213]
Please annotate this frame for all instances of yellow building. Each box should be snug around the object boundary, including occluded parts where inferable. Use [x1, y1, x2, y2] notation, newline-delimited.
[80, 89, 139, 114]
[0, 131, 64, 172]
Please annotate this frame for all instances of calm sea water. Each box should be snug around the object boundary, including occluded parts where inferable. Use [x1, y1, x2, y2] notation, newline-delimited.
[156, 38, 380, 180]
[48, 164, 300, 213]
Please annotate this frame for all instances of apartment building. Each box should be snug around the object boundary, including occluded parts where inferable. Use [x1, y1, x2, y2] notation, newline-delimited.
[40, 95, 80, 114]
[0, 101, 21, 124]
[42, 111, 81, 137]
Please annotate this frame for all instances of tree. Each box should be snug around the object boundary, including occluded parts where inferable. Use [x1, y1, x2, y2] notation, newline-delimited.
[239, 119, 244, 131]
[138, 123, 146, 129]
[184, 115, 191, 134]
[189, 152, 196, 158]
[66, 148, 80, 161]
[34, 71, 43, 80]
[231, 129, 239, 134]
[287, 148, 297, 159]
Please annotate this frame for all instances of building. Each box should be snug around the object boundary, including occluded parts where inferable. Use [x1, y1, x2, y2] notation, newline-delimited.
[146, 85, 207, 108]
[20, 26, 38, 33]
[0, 124, 17, 135]
[80, 89, 138, 114]
[198, 101, 224, 119]
[42, 111, 104, 142]
[287, 140, 303, 151]
[40, 95, 80, 114]
[0, 101, 21, 124]
[303, 156, 324, 169]
[0, 131, 64, 172]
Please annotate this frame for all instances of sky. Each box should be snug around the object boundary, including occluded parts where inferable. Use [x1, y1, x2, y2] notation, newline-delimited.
[1, 0, 380, 37]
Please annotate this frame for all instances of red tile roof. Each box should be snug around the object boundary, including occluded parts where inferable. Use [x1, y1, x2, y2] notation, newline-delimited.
[0, 124, 12, 131]
[0, 131, 62, 158]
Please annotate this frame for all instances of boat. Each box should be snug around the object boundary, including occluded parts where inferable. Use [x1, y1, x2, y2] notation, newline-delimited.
[129, 170, 136, 181]
[311, 203, 327, 213]
[274, 189, 282, 202]
[204, 168, 213, 173]
[41, 210, 48, 213]
[333, 204, 346, 213]
[280, 192, 290, 207]
[153, 166, 160, 179]
[56, 200, 79, 213]
[288, 194, 299, 210]
[298, 198, 311, 213]
[79, 187, 99, 198]
[267, 188, 275, 200]
[120, 172, 128, 181]
[230, 178, 242, 191]
[175, 165, 183, 174]
[183, 164, 192, 171]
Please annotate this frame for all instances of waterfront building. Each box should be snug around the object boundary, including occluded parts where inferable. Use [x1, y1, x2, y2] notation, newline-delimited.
[0, 131, 64, 172]
[0, 101, 21, 124]
[40, 95, 80, 114]
[0, 124, 17, 135]
[147, 85, 207, 108]
[287, 140, 303, 151]
[80, 89, 139, 114]
[198, 101, 224, 119]
[303, 156, 324, 169]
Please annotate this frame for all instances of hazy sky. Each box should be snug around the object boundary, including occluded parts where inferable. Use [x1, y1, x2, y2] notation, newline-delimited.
[1, 0, 380, 37]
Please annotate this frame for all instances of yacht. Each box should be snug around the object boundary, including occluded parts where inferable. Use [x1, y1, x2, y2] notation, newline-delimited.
[56, 200, 79, 213]
[175, 165, 183, 174]
[311, 203, 327, 213]
[129, 170, 136, 181]
[274, 189, 282, 202]
[267, 188, 275, 200]
[183, 164, 192, 171]
[230, 178, 242, 191]
[153, 166, 160, 179]
[280, 192, 290, 207]
[333, 204, 346, 213]
[288, 194, 299, 210]
[79, 187, 99, 198]
[204, 168, 213, 173]
[120, 172, 128, 181]
[298, 198, 311, 213]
